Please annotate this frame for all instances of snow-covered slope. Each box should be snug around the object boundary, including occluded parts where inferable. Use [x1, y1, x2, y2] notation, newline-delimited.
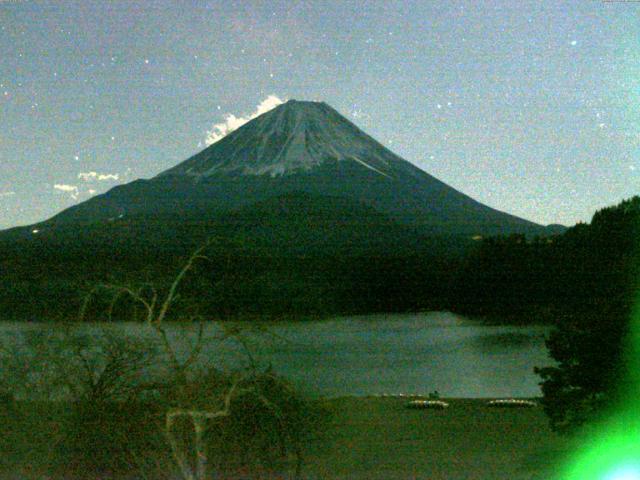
[160, 100, 419, 180]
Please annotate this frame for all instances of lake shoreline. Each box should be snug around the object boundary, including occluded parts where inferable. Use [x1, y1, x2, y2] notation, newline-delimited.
[305, 396, 572, 479]
[0, 307, 559, 326]
[0, 396, 572, 480]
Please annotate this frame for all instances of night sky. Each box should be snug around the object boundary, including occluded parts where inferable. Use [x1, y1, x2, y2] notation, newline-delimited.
[1, 0, 638, 230]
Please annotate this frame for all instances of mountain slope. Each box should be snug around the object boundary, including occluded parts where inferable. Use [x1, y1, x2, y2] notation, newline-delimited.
[17, 99, 554, 239]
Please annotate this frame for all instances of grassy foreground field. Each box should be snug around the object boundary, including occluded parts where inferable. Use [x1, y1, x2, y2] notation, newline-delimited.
[303, 397, 574, 480]
[0, 397, 576, 479]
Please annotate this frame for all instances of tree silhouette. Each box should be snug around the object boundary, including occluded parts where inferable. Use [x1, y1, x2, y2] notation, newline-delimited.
[534, 196, 640, 432]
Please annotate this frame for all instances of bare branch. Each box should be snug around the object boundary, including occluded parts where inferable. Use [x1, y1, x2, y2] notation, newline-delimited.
[163, 422, 195, 480]
[153, 323, 182, 376]
[155, 242, 212, 325]
[78, 284, 108, 322]
[182, 320, 205, 373]
[164, 371, 255, 480]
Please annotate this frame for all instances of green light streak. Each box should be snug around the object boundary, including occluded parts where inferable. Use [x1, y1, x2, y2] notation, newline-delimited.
[557, 298, 640, 480]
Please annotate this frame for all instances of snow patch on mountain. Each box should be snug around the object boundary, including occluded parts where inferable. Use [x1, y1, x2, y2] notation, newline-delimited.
[351, 155, 391, 178]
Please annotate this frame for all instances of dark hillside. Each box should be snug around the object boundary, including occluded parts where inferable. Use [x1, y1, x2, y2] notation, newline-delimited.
[452, 196, 640, 321]
[0, 192, 459, 321]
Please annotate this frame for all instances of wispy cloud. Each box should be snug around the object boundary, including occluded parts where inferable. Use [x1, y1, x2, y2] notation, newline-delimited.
[98, 173, 119, 181]
[78, 171, 120, 182]
[54, 184, 79, 200]
[53, 171, 120, 202]
[204, 94, 285, 146]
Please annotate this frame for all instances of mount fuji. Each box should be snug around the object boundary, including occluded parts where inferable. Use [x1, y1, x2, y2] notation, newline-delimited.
[0, 99, 566, 319]
[15, 99, 554, 239]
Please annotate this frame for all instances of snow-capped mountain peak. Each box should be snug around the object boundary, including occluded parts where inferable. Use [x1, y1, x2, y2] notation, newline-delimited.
[160, 100, 405, 179]
[24, 99, 549, 238]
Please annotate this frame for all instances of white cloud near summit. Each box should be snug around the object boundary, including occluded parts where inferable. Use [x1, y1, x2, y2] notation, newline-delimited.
[204, 94, 285, 146]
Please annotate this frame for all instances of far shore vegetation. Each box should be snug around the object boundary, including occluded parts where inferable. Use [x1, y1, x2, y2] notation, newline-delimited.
[0, 196, 637, 326]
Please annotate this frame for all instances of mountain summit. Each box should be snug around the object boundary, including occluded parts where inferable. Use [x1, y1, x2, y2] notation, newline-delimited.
[160, 100, 407, 179]
[15, 99, 553, 238]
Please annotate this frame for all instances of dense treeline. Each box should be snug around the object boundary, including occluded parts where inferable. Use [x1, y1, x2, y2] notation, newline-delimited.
[0, 248, 456, 321]
[452, 196, 639, 322]
[0, 196, 637, 323]
[529, 197, 639, 433]
[0, 196, 459, 321]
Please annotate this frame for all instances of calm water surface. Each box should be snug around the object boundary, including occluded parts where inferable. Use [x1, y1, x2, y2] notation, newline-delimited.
[1, 312, 552, 398]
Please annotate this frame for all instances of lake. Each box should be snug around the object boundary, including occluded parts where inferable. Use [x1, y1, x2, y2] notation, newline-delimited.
[0, 312, 552, 398]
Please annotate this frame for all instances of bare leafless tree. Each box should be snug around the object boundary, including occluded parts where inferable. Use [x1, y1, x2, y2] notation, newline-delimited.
[76, 240, 306, 480]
